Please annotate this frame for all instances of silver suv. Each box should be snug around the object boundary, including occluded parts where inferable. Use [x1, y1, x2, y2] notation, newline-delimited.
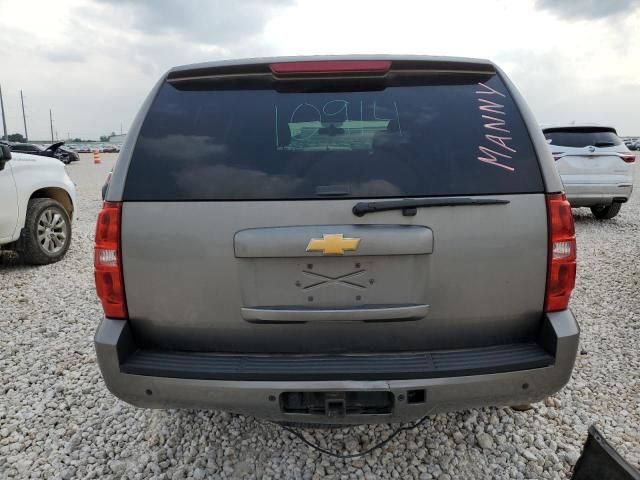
[94, 56, 579, 425]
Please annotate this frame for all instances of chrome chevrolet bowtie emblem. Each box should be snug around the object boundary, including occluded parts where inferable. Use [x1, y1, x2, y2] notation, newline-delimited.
[306, 234, 360, 255]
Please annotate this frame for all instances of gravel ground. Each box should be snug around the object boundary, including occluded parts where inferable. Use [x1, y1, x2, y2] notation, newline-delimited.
[1, 153, 638, 479]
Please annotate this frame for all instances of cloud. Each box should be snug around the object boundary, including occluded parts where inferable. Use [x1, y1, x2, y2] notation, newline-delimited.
[95, 0, 294, 45]
[42, 50, 86, 63]
[497, 49, 640, 134]
[535, 0, 640, 20]
[0, 0, 296, 140]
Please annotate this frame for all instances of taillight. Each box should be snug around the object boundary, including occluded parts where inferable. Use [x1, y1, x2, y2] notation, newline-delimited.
[94, 202, 127, 318]
[545, 194, 576, 312]
[270, 60, 391, 76]
[618, 153, 636, 163]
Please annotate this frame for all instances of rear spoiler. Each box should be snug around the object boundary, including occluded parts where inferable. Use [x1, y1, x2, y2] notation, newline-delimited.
[167, 58, 496, 84]
[543, 126, 618, 135]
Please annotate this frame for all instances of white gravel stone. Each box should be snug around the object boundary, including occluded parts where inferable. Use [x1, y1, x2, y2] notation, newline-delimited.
[1, 153, 639, 479]
[563, 450, 581, 467]
[477, 433, 495, 450]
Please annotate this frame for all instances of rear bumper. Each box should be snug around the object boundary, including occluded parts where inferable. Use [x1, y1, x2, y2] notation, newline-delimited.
[95, 310, 579, 425]
[563, 182, 633, 207]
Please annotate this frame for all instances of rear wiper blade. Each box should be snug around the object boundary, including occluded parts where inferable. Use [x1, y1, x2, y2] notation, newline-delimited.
[353, 197, 510, 217]
[593, 141, 615, 147]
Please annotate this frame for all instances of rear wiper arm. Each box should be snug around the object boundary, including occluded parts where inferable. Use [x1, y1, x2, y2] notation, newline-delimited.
[593, 141, 615, 147]
[353, 197, 510, 217]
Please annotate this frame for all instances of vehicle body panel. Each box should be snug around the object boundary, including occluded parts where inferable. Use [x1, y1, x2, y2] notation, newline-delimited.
[1, 152, 76, 244]
[95, 310, 579, 424]
[122, 194, 547, 353]
[0, 160, 18, 242]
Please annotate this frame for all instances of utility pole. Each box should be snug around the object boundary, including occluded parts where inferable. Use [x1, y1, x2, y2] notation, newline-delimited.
[20, 90, 28, 141]
[0, 83, 7, 140]
[49, 109, 54, 143]
[120, 122, 123, 135]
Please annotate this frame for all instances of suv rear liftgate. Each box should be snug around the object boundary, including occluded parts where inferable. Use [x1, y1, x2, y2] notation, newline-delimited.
[95, 56, 578, 423]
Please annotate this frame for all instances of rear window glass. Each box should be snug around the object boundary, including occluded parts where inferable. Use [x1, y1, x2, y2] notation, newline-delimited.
[124, 73, 543, 200]
[544, 129, 622, 148]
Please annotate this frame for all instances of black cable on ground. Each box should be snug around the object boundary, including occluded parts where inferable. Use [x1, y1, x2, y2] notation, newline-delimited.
[278, 415, 430, 459]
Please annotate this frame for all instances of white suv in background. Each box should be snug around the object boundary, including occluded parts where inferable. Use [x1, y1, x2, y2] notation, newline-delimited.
[543, 125, 635, 219]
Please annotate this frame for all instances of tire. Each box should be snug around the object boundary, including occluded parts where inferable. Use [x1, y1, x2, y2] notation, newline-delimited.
[20, 198, 72, 265]
[590, 202, 622, 220]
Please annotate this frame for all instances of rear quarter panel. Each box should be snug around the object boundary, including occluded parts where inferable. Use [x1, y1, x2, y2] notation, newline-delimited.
[9, 154, 76, 241]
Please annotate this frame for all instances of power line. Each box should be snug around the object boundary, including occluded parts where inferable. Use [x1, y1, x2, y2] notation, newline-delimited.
[0, 83, 7, 140]
[20, 90, 28, 141]
[49, 109, 54, 142]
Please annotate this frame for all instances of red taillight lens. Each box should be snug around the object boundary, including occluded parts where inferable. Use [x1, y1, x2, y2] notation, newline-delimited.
[270, 60, 391, 76]
[545, 194, 576, 312]
[94, 202, 127, 319]
[618, 153, 636, 163]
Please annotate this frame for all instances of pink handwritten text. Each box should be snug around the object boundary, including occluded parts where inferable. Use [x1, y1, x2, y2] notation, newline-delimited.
[475, 82, 517, 172]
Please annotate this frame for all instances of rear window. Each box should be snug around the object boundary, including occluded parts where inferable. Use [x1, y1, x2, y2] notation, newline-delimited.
[544, 128, 622, 148]
[124, 73, 543, 200]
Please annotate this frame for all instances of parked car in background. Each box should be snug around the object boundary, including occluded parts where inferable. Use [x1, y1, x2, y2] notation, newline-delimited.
[0, 144, 75, 264]
[623, 139, 637, 150]
[102, 145, 120, 153]
[95, 55, 579, 425]
[543, 124, 635, 219]
[54, 146, 80, 164]
[4, 141, 79, 164]
[76, 146, 92, 153]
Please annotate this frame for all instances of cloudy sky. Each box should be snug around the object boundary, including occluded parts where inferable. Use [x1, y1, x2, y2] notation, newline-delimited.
[0, 0, 638, 140]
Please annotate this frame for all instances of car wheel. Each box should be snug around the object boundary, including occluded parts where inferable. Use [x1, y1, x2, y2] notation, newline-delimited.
[590, 202, 622, 220]
[20, 198, 72, 264]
